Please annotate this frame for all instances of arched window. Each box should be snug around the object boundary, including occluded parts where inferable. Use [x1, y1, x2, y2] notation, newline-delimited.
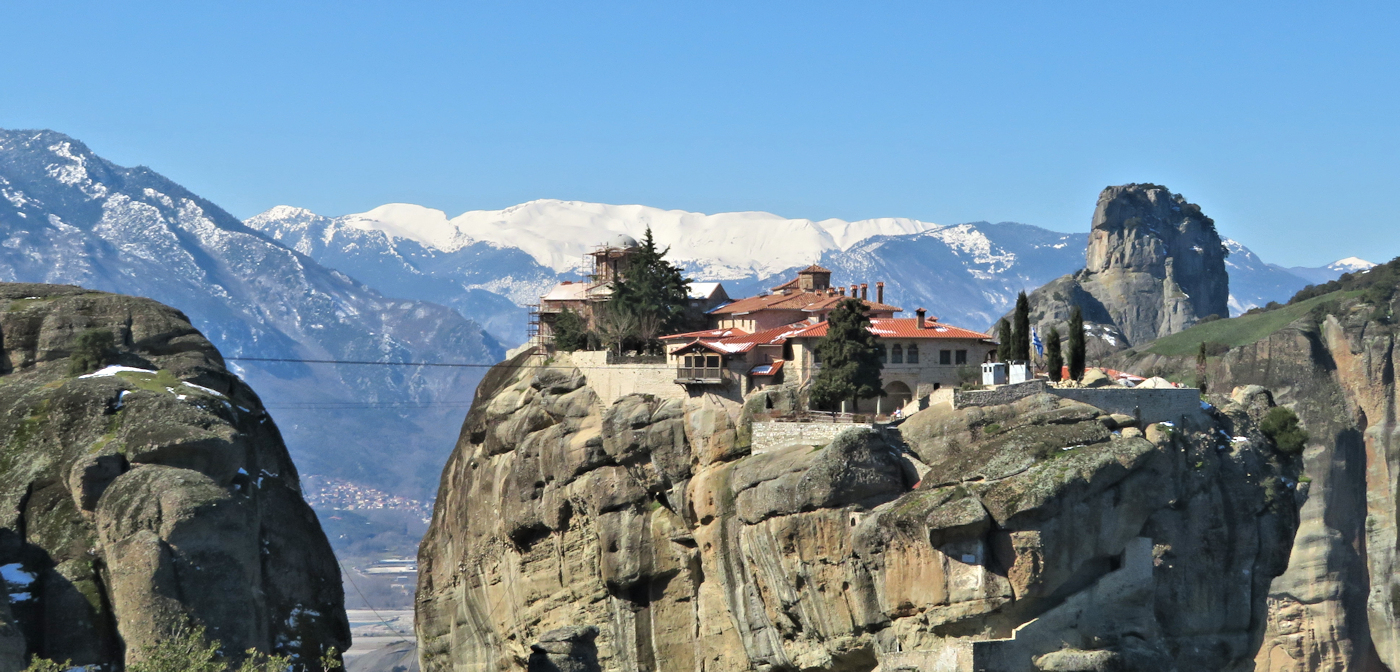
[877, 344, 887, 364]
[891, 344, 904, 364]
[907, 343, 919, 364]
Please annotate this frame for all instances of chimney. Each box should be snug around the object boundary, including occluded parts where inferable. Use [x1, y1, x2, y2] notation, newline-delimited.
[916, 308, 927, 329]
[838, 287, 846, 296]
[850, 284, 858, 298]
[876, 282, 885, 304]
[860, 283, 868, 300]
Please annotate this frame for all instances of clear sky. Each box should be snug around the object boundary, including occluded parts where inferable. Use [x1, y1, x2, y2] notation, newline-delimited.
[2, 2, 1396, 267]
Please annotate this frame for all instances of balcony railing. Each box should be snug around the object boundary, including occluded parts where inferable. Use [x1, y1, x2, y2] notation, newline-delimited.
[675, 367, 727, 384]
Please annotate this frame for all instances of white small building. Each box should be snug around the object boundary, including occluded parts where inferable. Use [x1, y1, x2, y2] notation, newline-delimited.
[982, 362, 1007, 386]
[1008, 361, 1033, 384]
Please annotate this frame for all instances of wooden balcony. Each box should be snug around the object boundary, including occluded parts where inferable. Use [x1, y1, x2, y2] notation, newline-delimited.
[675, 367, 727, 385]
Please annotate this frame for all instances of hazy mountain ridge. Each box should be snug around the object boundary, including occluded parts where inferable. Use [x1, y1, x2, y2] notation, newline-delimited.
[0, 129, 501, 499]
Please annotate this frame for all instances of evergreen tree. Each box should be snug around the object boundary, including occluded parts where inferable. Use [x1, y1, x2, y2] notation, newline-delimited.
[1067, 306, 1086, 381]
[551, 308, 591, 352]
[810, 298, 885, 411]
[608, 227, 691, 352]
[996, 318, 1013, 363]
[1045, 327, 1063, 382]
[1012, 291, 1031, 362]
[69, 327, 114, 376]
[1196, 342, 1209, 394]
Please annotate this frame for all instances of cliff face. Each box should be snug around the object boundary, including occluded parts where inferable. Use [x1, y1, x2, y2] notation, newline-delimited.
[417, 351, 1299, 672]
[1019, 184, 1230, 349]
[0, 283, 348, 667]
[1114, 293, 1400, 671]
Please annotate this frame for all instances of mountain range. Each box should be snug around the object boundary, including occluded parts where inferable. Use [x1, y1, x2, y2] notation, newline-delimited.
[249, 200, 1372, 346]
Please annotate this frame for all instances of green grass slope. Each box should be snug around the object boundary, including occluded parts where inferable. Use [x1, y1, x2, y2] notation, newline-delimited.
[1144, 291, 1361, 356]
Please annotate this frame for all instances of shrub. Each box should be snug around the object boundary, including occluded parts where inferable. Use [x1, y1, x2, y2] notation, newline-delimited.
[1261, 406, 1309, 455]
[1196, 314, 1222, 324]
[68, 327, 115, 376]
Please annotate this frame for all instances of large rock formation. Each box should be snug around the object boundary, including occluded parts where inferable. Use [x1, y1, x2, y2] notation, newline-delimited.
[416, 350, 1300, 671]
[1017, 184, 1230, 349]
[0, 283, 349, 666]
[1113, 288, 1400, 671]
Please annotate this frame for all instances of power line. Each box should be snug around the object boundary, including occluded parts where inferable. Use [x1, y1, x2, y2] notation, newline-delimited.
[225, 354, 669, 372]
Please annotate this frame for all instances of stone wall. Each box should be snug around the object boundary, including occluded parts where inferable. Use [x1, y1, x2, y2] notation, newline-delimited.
[750, 420, 874, 454]
[1048, 387, 1200, 425]
[566, 351, 691, 406]
[954, 381, 1200, 426]
[953, 380, 1049, 409]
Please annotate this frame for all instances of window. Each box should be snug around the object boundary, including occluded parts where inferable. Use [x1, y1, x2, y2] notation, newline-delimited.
[907, 344, 919, 364]
[955, 350, 968, 365]
[877, 345, 887, 364]
[705, 355, 721, 368]
[683, 355, 694, 367]
[891, 344, 903, 364]
[940, 350, 952, 365]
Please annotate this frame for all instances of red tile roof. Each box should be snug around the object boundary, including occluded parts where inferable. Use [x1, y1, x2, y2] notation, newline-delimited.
[709, 292, 901, 315]
[660, 327, 750, 341]
[788, 318, 993, 340]
[798, 264, 832, 273]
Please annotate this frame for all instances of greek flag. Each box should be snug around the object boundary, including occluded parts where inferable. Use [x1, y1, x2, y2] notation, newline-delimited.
[1032, 326, 1044, 358]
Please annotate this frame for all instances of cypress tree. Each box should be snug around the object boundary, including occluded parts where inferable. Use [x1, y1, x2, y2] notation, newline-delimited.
[1045, 327, 1063, 382]
[810, 298, 885, 412]
[1013, 291, 1031, 362]
[1196, 342, 1209, 394]
[996, 318, 1013, 363]
[1067, 306, 1086, 381]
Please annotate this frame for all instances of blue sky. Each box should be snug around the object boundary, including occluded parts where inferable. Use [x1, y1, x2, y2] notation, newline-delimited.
[2, 2, 1396, 266]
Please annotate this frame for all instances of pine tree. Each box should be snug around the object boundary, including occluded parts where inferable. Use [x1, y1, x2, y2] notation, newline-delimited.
[1067, 306, 1086, 381]
[609, 227, 692, 352]
[810, 298, 885, 412]
[1045, 327, 1063, 382]
[996, 318, 1013, 363]
[1012, 291, 1031, 362]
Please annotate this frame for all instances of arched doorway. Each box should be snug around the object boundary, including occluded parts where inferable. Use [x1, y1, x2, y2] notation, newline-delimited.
[883, 381, 913, 414]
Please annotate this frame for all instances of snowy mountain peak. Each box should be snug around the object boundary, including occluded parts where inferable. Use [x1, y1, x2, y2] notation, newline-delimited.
[343, 203, 466, 251]
[1328, 256, 1376, 273]
[323, 199, 945, 278]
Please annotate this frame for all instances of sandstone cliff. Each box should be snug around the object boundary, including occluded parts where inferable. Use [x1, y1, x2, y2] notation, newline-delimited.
[0, 283, 349, 667]
[416, 350, 1300, 672]
[1113, 289, 1400, 671]
[1016, 184, 1230, 350]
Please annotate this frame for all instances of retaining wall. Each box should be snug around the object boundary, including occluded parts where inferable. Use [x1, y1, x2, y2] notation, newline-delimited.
[566, 351, 687, 406]
[1048, 387, 1200, 426]
[953, 381, 1049, 409]
[952, 379, 1200, 425]
[750, 421, 873, 454]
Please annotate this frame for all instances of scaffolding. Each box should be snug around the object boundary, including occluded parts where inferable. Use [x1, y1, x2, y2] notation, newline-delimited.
[526, 304, 542, 349]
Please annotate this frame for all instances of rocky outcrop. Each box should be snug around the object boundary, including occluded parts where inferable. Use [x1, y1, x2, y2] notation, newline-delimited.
[0, 283, 348, 666]
[1017, 184, 1230, 349]
[1112, 290, 1400, 671]
[417, 350, 1299, 671]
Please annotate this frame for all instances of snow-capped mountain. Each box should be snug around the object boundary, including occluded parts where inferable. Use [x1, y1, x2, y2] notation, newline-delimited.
[248, 202, 1083, 338]
[254, 200, 1351, 340]
[1287, 256, 1378, 286]
[0, 129, 502, 499]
